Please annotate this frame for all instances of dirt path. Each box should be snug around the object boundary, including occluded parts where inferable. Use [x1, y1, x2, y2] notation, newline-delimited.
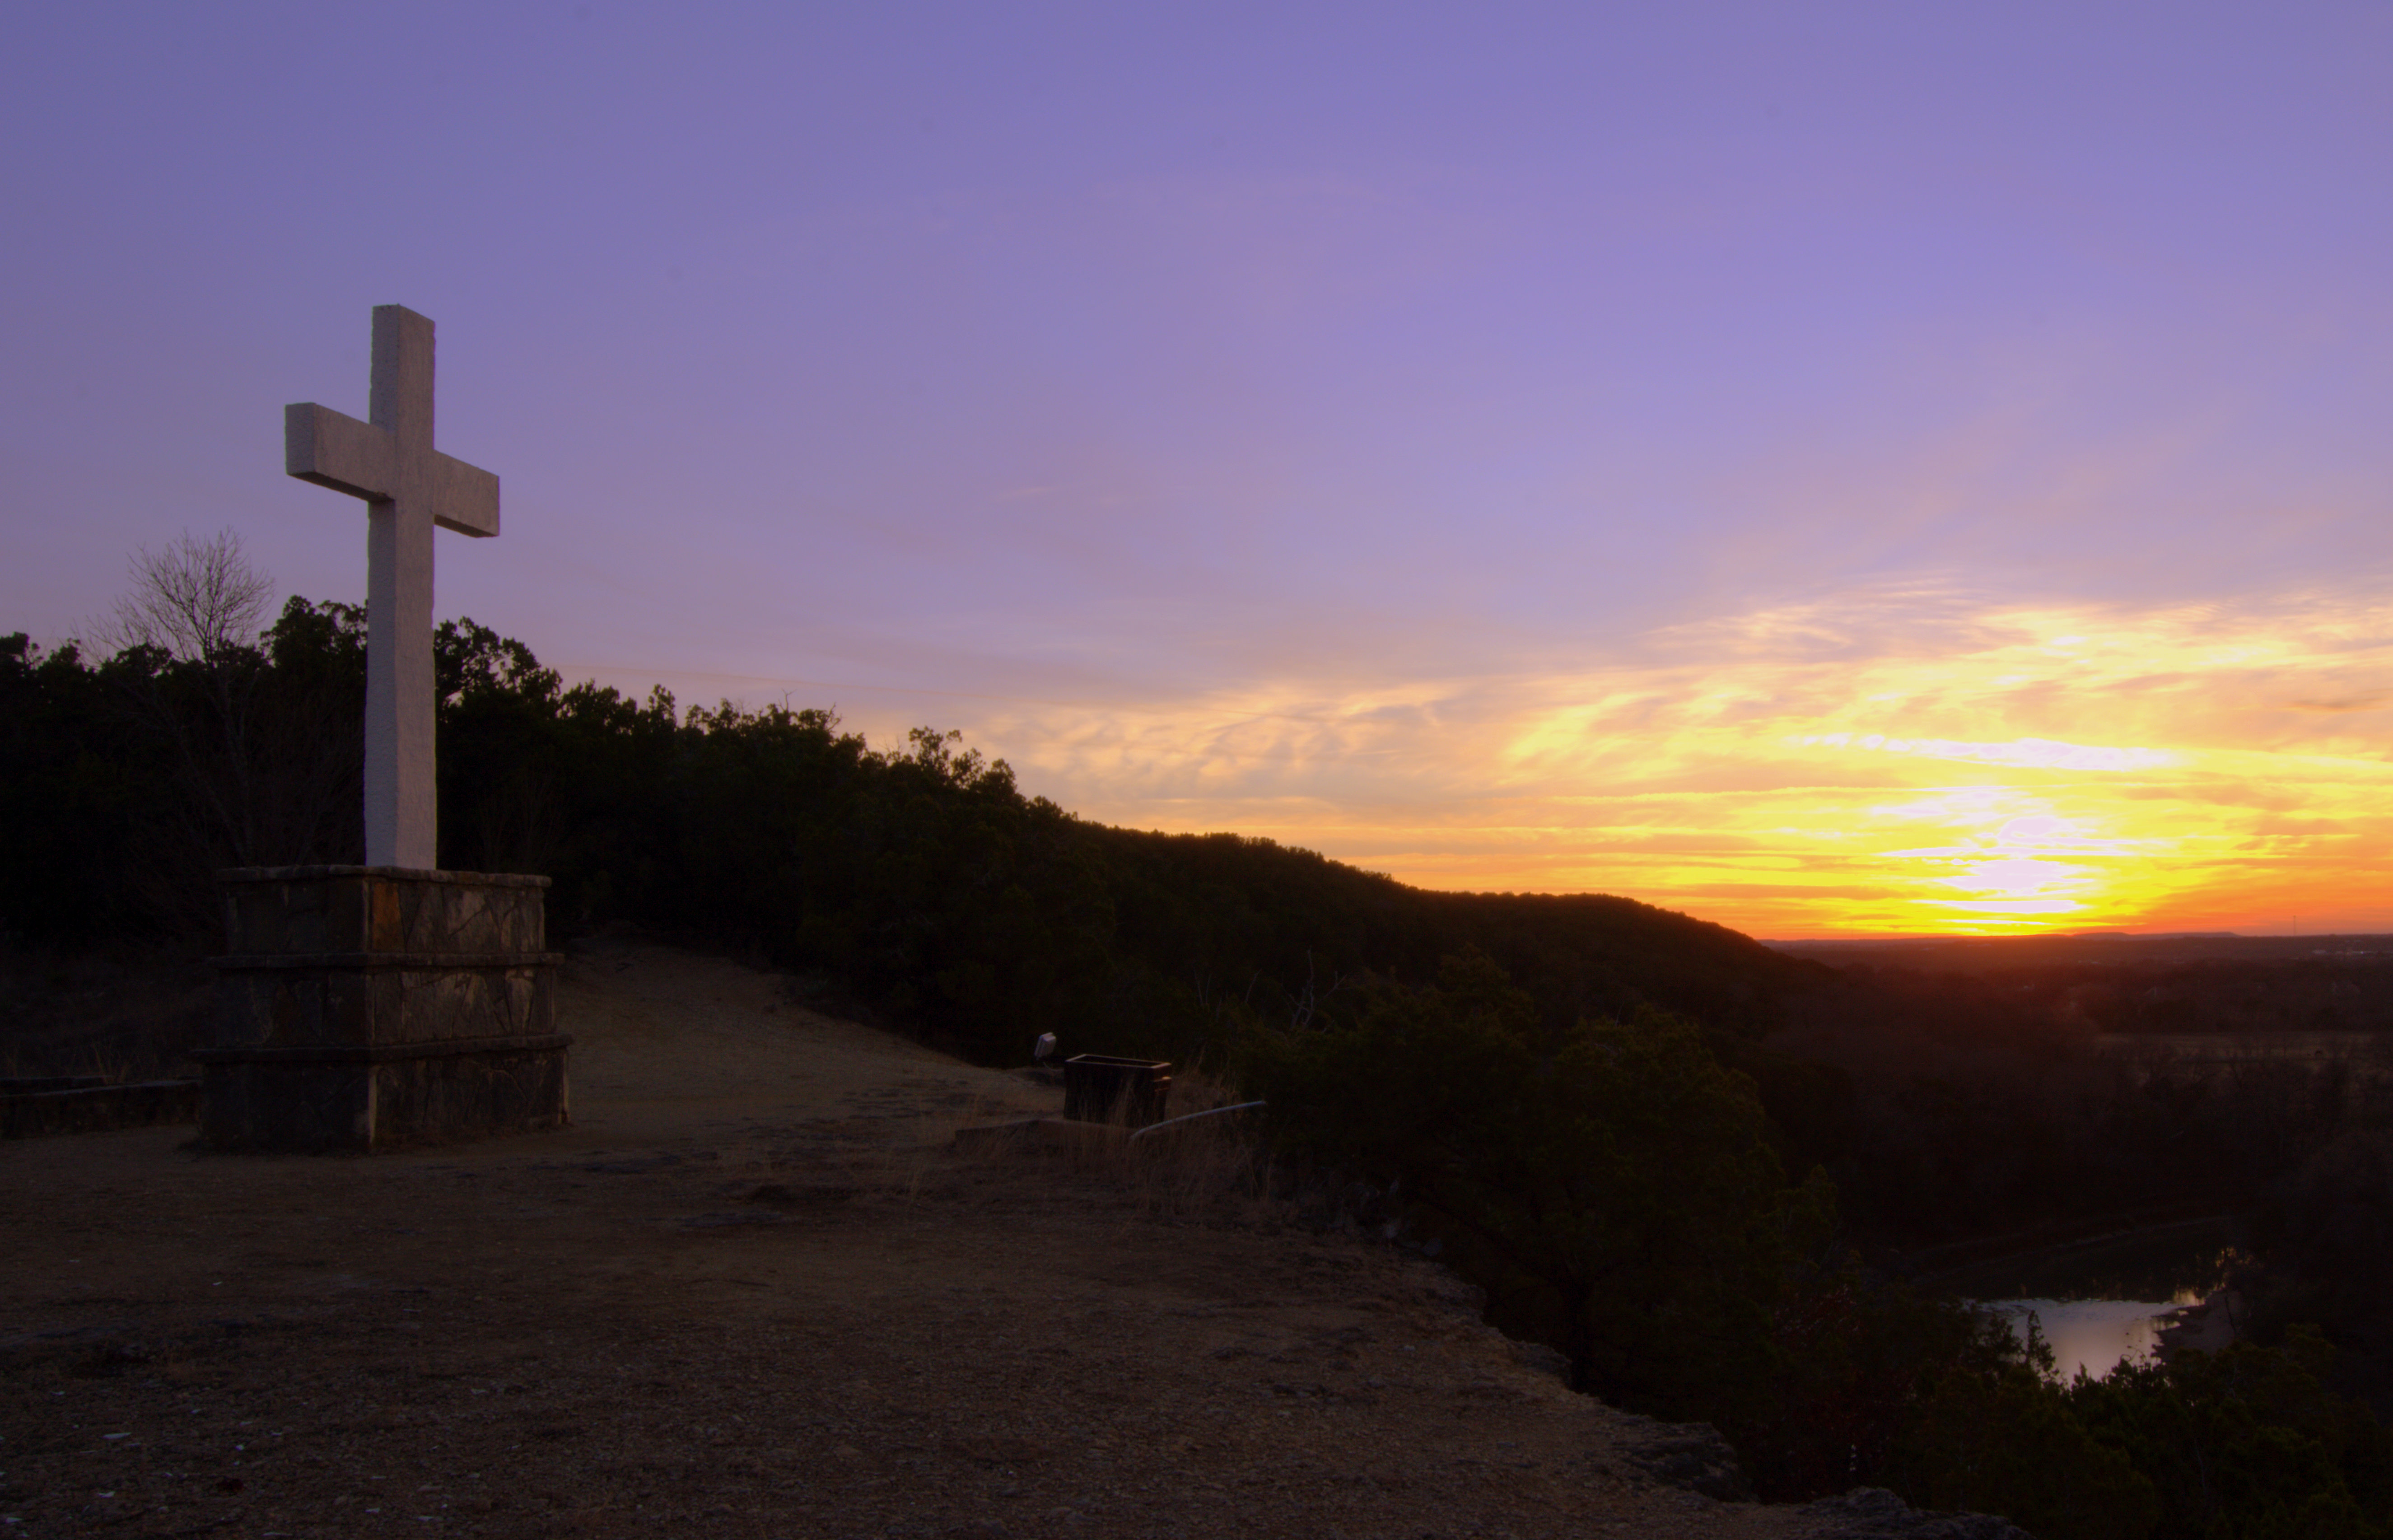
[2, 942, 1955, 1539]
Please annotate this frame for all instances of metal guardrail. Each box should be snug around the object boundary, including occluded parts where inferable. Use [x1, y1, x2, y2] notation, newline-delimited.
[1127, 1101, 1266, 1143]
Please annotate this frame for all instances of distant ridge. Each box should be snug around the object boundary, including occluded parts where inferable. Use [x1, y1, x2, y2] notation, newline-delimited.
[1763, 930, 2252, 945]
[1764, 931, 2393, 971]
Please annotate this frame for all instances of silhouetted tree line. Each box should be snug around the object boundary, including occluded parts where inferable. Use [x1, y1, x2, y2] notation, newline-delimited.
[2, 592, 1815, 1070]
[13, 570, 2393, 1533]
[1751, 943, 2393, 1265]
[1, 598, 363, 941]
[1803, 947, 2393, 1038]
[2233, 1129, 2393, 1434]
[1750, 966, 2393, 1246]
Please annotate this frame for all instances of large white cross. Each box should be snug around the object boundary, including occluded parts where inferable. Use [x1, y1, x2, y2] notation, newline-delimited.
[284, 306, 500, 870]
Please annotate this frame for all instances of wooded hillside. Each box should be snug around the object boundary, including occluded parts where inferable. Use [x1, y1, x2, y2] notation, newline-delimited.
[0, 603, 1814, 1069]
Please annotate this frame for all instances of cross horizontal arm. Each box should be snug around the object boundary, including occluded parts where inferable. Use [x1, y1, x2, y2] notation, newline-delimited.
[429, 453, 499, 538]
[284, 401, 500, 536]
[285, 402, 393, 500]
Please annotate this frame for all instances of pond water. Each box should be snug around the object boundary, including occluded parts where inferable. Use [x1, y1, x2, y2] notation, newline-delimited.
[1935, 1217, 2243, 1383]
[1985, 1297, 2197, 1381]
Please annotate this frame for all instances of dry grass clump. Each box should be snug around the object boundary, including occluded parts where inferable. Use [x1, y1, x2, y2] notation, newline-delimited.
[0, 941, 215, 1081]
[1114, 1069, 1278, 1220]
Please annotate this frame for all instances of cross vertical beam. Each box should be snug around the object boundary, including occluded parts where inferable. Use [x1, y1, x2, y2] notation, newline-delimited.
[285, 305, 500, 870]
[367, 307, 437, 869]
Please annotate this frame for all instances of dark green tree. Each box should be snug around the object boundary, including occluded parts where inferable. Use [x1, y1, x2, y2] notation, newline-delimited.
[1247, 948, 1825, 1417]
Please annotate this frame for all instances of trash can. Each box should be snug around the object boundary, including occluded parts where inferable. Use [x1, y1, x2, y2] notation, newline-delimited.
[1062, 1055, 1171, 1127]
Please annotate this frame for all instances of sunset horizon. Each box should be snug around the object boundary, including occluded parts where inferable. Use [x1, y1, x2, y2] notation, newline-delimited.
[8, 4, 2388, 944]
[541, 574, 2393, 941]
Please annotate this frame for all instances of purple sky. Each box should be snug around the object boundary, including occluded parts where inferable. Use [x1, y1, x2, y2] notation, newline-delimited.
[7, 5, 2392, 933]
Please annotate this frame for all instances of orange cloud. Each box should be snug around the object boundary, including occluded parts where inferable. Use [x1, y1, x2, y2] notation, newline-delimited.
[974, 584, 2393, 935]
[594, 581, 2393, 937]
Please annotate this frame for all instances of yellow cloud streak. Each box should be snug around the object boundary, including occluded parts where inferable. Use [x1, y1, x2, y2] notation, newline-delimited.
[974, 586, 2393, 936]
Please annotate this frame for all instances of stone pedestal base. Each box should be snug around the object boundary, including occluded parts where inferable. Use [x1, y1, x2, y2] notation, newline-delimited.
[196, 1034, 569, 1153]
[202, 866, 569, 1153]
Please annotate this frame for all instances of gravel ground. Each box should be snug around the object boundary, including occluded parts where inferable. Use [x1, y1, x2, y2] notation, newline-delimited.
[0, 943, 2010, 1540]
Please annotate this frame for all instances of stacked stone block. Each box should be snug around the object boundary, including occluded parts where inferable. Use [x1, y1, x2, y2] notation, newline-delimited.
[198, 866, 569, 1152]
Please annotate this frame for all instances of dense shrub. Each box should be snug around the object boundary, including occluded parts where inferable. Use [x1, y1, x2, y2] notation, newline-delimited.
[1243, 943, 2393, 1530]
[1245, 949, 1817, 1413]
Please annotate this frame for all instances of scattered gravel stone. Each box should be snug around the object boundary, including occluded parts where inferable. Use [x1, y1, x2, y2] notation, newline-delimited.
[1788, 1486, 2035, 1539]
[1609, 1414, 1755, 1501]
[1508, 1340, 1571, 1381]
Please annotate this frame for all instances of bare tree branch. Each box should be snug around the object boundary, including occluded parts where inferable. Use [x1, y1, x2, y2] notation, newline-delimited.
[96, 529, 271, 662]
